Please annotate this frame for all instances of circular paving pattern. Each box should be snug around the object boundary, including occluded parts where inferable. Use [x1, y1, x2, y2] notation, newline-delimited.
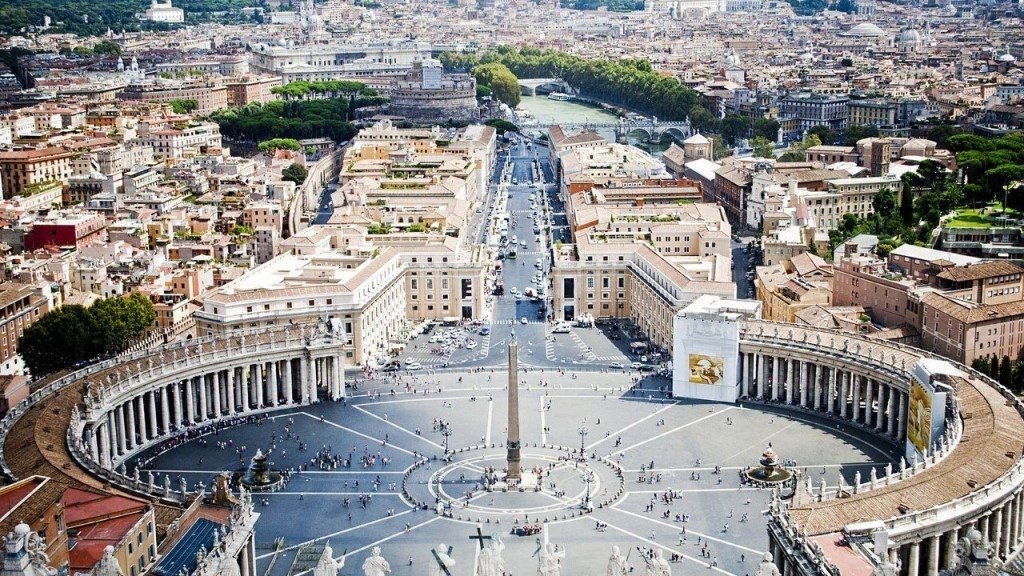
[138, 370, 900, 576]
[404, 446, 625, 522]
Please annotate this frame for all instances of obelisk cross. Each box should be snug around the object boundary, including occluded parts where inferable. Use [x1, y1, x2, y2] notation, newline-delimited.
[470, 524, 492, 550]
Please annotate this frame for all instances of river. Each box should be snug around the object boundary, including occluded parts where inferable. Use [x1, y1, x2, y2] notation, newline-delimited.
[516, 95, 672, 157]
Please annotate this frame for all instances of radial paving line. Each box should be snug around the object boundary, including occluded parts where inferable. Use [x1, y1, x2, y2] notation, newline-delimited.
[610, 407, 736, 457]
[254, 509, 418, 560]
[587, 401, 679, 451]
[351, 405, 445, 450]
[606, 504, 764, 556]
[600, 519, 738, 576]
[297, 412, 417, 456]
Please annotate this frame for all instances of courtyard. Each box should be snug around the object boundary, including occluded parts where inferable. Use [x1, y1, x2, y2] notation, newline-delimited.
[139, 369, 898, 576]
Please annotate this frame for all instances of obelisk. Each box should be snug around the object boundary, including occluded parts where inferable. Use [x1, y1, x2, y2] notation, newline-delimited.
[506, 332, 521, 483]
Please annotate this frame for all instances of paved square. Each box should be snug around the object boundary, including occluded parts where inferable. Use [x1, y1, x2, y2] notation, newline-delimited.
[138, 370, 898, 576]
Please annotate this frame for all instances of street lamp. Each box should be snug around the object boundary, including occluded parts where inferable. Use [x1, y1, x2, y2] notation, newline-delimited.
[583, 469, 594, 510]
[577, 425, 589, 462]
[442, 426, 453, 456]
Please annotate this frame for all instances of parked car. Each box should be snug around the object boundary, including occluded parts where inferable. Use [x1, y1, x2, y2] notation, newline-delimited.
[406, 362, 423, 370]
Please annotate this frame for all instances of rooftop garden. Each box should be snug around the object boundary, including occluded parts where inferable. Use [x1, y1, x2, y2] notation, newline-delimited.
[946, 203, 1021, 229]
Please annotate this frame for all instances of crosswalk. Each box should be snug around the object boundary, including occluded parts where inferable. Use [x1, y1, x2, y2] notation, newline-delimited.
[545, 328, 630, 364]
[490, 318, 546, 325]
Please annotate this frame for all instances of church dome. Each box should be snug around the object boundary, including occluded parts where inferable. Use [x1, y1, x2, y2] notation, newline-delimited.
[899, 28, 921, 45]
[846, 22, 887, 37]
[998, 53, 1017, 63]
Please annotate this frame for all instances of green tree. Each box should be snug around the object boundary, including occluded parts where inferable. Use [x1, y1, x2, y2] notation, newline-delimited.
[282, 162, 308, 185]
[1000, 355, 1013, 388]
[472, 62, 521, 108]
[721, 115, 751, 146]
[93, 40, 121, 55]
[751, 118, 780, 142]
[18, 294, 155, 376]
[169, 99, 198, 114]
[808, 125, 837, 145]
[258, 138, 301, 152]
[840, 57, 854, 67]
[485, 118, 519, 134]
[835, 0, 855, 12]
[750, 136, 775, 159]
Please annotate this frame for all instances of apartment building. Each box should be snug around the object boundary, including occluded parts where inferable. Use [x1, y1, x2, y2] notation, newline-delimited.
[919, 291, 1024, 364]
[0, 147, 74, 199]
[118, 80, 229, 114]
[134, 122, 223, 160]
[0, 281, 54, 375]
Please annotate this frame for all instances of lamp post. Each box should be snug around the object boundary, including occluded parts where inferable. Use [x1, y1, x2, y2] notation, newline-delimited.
[583, 469, 594, 510]
[577, 425, 588, 462]
[442, 426, 453, 456]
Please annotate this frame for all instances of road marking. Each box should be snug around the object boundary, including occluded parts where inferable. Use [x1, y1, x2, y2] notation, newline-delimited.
[254, 508, 418, 560]
[337, 516, 444, 563]
[351, 406, 444, 450]
[588, 401, 679, 451]
[485, 399, 494, 446]
[540, 395, 548, 445]
[297, 412, 418, 456]
[610, 407, 735, 457]
[601, 518, 740, 575]
[607, 505, 764, 556]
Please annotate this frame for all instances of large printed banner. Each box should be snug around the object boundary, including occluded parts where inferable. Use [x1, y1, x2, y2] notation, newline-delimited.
[689, 354, 725, 385]
[907, 377, 932, 454]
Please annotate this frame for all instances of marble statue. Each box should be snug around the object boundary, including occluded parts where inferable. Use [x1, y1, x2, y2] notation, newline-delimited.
[538, 542, 565, 576]
[755, 553, 781, 576]
[93, 545, 123, 576]
[948, 528, 1001, 575]
[477, 536, 505, 576]
[312, 541, 344, 576]
[362, 546, 391, 576]
[607, 545, 629, 576]
[645, 549, 671, 576]
[429, 543, 456, 576]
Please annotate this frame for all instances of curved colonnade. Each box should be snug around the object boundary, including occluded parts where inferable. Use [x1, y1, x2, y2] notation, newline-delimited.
[0, 321, 1021, 576]
[740, 321, 1024, 576]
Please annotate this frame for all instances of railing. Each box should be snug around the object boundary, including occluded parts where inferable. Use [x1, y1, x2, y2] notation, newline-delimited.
[750, 320, 1024, 557]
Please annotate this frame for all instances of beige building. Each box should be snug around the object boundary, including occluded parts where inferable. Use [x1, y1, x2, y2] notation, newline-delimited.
[0, 147, 74, 199]
[755, 253, 834, 322]
[119, 80, 228, 114]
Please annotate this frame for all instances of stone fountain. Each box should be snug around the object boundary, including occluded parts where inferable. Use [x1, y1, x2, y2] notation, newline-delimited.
[240, 449, 284, 491]
[742, 447, 794, 485]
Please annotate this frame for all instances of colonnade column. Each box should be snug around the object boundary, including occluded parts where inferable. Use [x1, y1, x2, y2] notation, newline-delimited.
[875, 381, 886, 432]
[284, 359, 294, 405]
[799, 361, 809, 408]
[839, 371, 849, 419]
[906, 541, 921, 576]
[828, 368, 837, 413]
[925, 535, 940, 576]
[160, 386, 170, 434]
[212, 370, 222, 419]
[241, 367, 251, 413]
[897, 390, 907, 441]
[147, 392, 158, 440]
[772, 356, 781, 401]
[864, 377, 874, 428]
[851, 374, 861, 422]
[887, 384, 897, 435]
[226, 368, 236, 415]
[185, 378, 195, 424]
[269, 361, 279, 408]
[115, 405, 127, 455]
[813, 366, 823, 410]
[785, 358, 794, 404]
[125, 400, 137, 448]
[300, 356, 310, 404]
[255, 363, 265, 409]
[757, 354, 766, 399]
[199, 375, 209, 422]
